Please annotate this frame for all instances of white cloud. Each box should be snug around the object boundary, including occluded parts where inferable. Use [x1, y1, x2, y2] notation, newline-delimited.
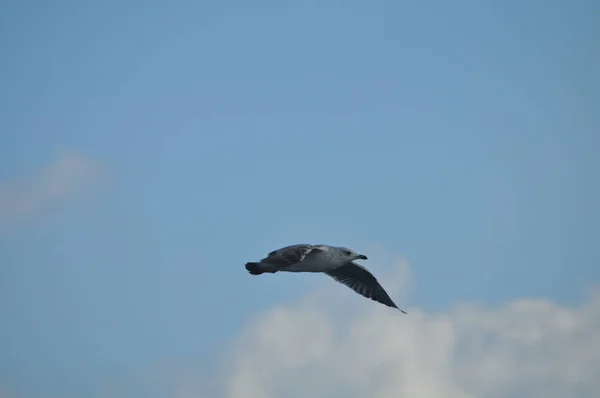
[0, 150, 107, 228]
[219, 257, 599, 398]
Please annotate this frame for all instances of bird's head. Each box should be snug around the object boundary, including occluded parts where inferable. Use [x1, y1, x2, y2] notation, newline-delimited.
[338, 247, 368, 261]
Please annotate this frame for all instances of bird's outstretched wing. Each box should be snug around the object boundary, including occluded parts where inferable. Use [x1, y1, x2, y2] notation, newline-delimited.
[260, 244, 320, 269]
[326, 262, 407, 313]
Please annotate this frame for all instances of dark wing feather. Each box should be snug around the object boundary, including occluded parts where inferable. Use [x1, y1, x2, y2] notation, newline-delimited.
[326, 262, 407, 313]
[261, 244, 317, 269]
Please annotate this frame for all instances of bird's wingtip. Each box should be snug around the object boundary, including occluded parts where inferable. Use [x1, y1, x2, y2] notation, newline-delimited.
[392, 304, 407, 314]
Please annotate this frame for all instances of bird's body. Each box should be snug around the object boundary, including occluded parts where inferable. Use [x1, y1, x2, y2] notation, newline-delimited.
[245, 244, 407, 313]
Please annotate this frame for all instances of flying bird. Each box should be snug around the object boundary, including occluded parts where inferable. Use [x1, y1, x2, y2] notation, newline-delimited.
[245, 244, 407, 313]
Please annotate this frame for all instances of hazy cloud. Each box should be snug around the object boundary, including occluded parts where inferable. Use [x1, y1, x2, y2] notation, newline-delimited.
[0, 150, 108, 228]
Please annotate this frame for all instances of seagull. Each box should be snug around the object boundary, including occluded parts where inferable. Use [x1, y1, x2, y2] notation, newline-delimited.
[245, 244, 407, 313]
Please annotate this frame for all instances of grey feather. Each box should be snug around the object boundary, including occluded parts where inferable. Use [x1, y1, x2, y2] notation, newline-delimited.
[261, 244, 320, 269]
[326, 262, 407, 313]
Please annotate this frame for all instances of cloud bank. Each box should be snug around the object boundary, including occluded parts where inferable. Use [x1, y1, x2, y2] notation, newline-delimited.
[221, 259, 599, 398]
[0, 150, 107, 229]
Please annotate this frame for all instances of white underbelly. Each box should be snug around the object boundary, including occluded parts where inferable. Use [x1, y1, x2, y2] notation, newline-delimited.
[282, 253, 340, 273]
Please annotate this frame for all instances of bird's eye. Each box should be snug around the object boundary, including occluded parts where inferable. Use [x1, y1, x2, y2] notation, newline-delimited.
[344, 250, 352, 255]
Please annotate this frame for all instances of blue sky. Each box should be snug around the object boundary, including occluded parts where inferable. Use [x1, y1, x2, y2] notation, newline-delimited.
[1, 1, 599, 397]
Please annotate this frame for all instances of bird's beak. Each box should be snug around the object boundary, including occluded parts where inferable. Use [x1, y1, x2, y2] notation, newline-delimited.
[357, 254, 368, 260]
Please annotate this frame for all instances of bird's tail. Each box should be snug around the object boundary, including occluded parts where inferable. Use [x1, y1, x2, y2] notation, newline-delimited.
[245, 262, 277, 275]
